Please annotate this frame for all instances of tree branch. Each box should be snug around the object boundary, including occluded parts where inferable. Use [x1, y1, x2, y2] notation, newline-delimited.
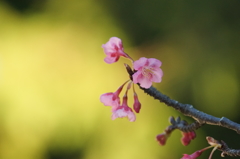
[124, 63, 240, 157]
[139, 85, 240, 134]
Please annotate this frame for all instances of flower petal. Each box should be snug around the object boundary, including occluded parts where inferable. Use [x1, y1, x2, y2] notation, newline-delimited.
[100, 93, 120, 107]
[133, 57, 148, 70]
[148, 58, 162, 68]
[132, 71, 153, 88]
[151, 68, 163, 83]
[111, 106, 136, 122]
[132, 70, 142, 84]
[104, 55, 120, 64]
[138, 76, 153, 88]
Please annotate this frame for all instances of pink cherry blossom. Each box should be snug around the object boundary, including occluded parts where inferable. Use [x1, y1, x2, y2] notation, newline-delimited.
[111, 83, 136, 122]
[100, 81, 128, 107]
[181, 150, 203, 159]
[156, 133, 168, 146]
[102, 37, 132, 64]
[111, 105, 136, 122]
[100, 92, 120, 107]
[132, 57, 163, 88]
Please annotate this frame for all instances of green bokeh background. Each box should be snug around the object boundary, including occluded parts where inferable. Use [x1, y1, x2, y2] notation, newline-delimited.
[0, 0, 240, 159]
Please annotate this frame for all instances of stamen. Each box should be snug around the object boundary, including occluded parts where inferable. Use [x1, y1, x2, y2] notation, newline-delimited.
[142, 67, 155, 79]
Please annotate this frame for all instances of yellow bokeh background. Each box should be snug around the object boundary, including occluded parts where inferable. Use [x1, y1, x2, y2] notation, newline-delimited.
[0, 1, 240, 159]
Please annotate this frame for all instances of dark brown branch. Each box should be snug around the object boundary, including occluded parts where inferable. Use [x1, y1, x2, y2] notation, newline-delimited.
[139, 86, 240, 134]
[220, 140, 240, 157]
[169, 116, 202, 132]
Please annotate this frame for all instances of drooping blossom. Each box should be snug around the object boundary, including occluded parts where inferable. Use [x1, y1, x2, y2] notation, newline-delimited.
[181, 150, 203, 159]
[156, 133, 168, 146]
[112, 105, 136, 122]
[181, 131, 196, 146]
[102, 37, 133, 64]
[100, 81, 128, 107]
[132, 57, 163, 88]
[111, 82, 136, 122]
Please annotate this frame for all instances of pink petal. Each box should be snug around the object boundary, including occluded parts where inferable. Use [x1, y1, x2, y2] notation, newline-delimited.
[133, 71, 152, 88]
[139, 77, 153, 88]
[147, 58, 162, 68]
[181, 150, 203, 159]
[127, 113, 136, 122]
[132, 70, 153, 88]
[133, 57, 148, 70]
[108, 37, 123, 49]
[181, 154, 192, 159]
[104, 55, 120, 64]
[151, 68, 163, 83]
[111, 106, 136, 122]
[102, 37, 123, 54]
[100, 93, 120, 107]
[132, 70, 142, 84]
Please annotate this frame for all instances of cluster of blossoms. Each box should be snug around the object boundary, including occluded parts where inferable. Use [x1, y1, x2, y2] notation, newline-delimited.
[100, 37, 163, 121]
[100, 37, 227, 159]
[100, 37, 238, 159]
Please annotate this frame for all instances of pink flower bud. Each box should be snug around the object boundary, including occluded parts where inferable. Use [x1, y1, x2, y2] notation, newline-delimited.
[181, 135, 191, 146]
[189, 131, 196, 140]
[133, 93, 141, 113]
[156, 133, 168, 146]
[181, 131, 196, 146]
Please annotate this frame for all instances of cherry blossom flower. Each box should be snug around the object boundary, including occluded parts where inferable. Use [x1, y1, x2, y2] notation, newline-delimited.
[181, 131, 196, 146]
[102, 37, 133, 64]
[100, 81, 128, 107]
[101, 37, 164, 122]
[132, 57, 163, 88]
[111, 82, 136, 122]
[112, 105, 136, 122]
[100, 92, 120, 107]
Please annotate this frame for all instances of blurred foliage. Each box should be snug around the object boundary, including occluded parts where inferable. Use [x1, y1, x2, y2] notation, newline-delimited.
[0, 0, 239, 159]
